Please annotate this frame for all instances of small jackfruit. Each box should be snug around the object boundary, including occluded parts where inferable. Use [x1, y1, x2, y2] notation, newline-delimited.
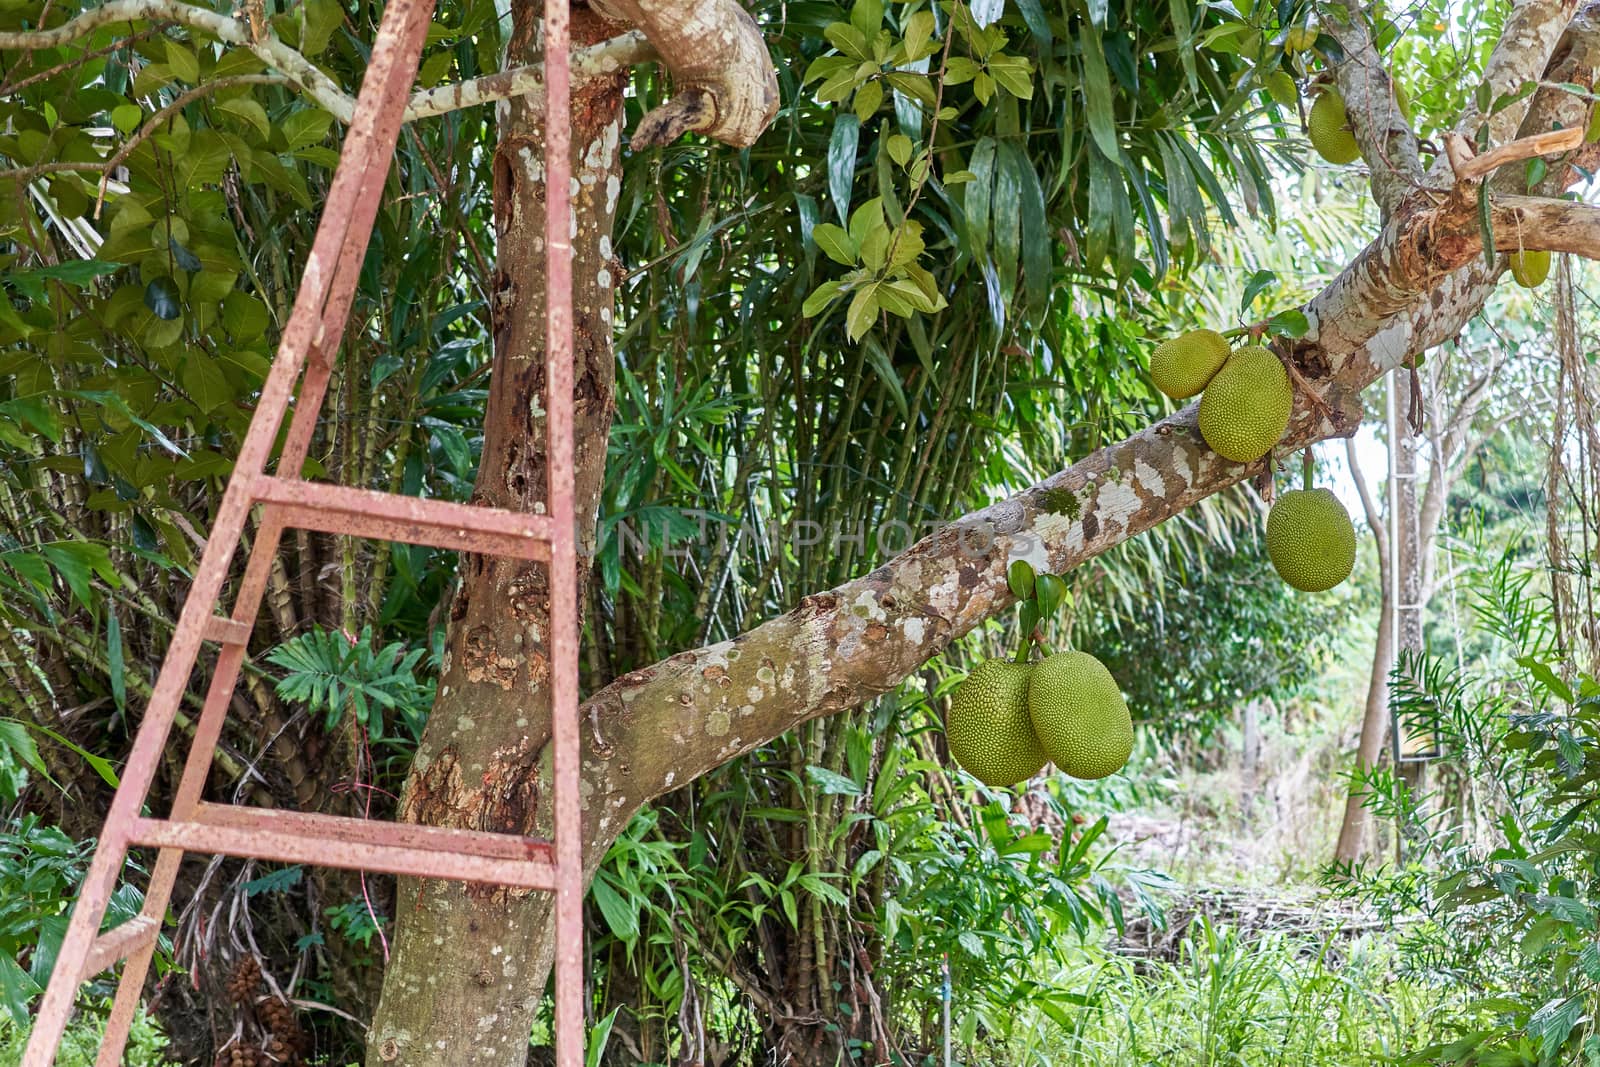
[1509, 249, 1550, 288]
[1027, 651, 1133, 780]
[1151, 328, 1231, 399]
[1198, 345, 1293, 463]
[1266, 71, 1299, 108]
[945, 660, 1048, 788]
[1308, 90, 1360, 165]
[1266, 488, 1357, 591]
[1285, 26, 1318, 53]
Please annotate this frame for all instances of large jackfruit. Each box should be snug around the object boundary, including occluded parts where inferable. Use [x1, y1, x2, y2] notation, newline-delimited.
[1266, 487, 1357, 591]
[1027, 651, 1133, 781]
[945, 660, 1048, 787]
[1151, 329, 1231, 399]
[1198, 345, 1293, 463]
[1308, 90, 1360, 165]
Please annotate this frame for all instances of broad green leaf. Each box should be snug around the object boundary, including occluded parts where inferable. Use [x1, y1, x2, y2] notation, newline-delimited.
[828, 113, 861, 222]
[181, 355, 234, 413]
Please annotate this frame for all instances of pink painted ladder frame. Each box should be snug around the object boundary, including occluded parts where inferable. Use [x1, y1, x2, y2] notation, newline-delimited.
[22, 0, 583, 1062]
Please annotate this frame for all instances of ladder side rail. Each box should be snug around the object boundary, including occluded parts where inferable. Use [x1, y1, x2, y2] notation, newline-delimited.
[24, 1, 440, 1063]
[542, 0, 583, 1062]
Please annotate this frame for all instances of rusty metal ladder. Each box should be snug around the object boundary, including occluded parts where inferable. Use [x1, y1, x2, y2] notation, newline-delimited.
[22, 0, 584, 1062]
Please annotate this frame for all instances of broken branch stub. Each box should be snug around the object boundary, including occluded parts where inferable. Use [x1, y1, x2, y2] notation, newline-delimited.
[591, 0, 778, 148]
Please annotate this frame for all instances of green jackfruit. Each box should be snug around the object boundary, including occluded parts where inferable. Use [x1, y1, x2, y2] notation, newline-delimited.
[945, 660, 1048, 788]
[1509, 249, 1550, 288]
[1027, 651, 1133, 780]
[1308, 90, 1360, 165]
[1198, 345, 1293, 463]
[1266, 488, 1357, 592]
[1151, 328, 1231, 399]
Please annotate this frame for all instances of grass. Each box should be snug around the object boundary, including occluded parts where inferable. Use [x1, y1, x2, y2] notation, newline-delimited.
[1011, 918, 1465, 1066]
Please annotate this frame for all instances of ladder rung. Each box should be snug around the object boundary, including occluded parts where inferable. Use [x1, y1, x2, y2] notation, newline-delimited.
[191, 802, 553, 862]
[252, 476, 552, 561]
[80, 916, 160, 980]
[202, 616, 253, 645]
[127, 814, 556, 889]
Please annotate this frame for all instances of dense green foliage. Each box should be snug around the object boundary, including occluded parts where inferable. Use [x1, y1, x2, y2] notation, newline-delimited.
[1, 0, 1596, 1063]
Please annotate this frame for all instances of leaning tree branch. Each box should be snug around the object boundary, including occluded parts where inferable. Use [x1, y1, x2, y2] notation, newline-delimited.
[576, 184, 1590, 833]
[563, 0, 1600, 838]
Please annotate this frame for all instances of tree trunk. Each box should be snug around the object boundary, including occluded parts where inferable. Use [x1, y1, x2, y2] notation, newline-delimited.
[363, 2, 626, 1061]
[1334, 588, 1392, 865]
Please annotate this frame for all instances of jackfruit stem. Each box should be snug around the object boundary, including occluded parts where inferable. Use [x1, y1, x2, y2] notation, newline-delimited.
[1302, 448, 1313, 491]
[1013, 634, 1033, 665]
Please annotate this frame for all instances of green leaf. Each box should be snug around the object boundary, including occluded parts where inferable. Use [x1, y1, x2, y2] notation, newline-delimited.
[164, 40, 200, 83]
[845, 284, 878, 341]
[850, 0, 882, 36]
[0, 720, 47, 778]
[181, 355, 234, 413]
[1079, 26, 1122, 164]
[861, 337, 908, 419]
[107, 611, 126, 712]
[802, 280, 843, 317]
[244, 865, 305, 896]
[1241, 269, 1278, 315]
[1265, 309, 1309, 337]
[1479, 182, 1496, 267]
[1007, 559, 1036, 599]
[143, 277, 182, 320]
[218, 98, 271, 140]
[853, 79, 884, 122]
[806, 765, 863, 796]
[828, 113, 861, 222]
[281, 108, 335, 150]
[811, 223, 857, 265]
[111, 104, 142, 134]
[586, 1008, 620, 1067]
[1519, 656, 1576, 704]
[988, 55, 1034, 100]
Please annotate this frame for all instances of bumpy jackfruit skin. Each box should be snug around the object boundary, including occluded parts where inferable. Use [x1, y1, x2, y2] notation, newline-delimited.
[1308, 91, 1360, 164]
[1197, 345, 1293, 463]
[946, 660, 1048, 787]
[1509, 249, 1550, 288]
[1027, 651, 1133, 780]
[1266, 488, 1357, 592]
[1151, 329, 1231, 399]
